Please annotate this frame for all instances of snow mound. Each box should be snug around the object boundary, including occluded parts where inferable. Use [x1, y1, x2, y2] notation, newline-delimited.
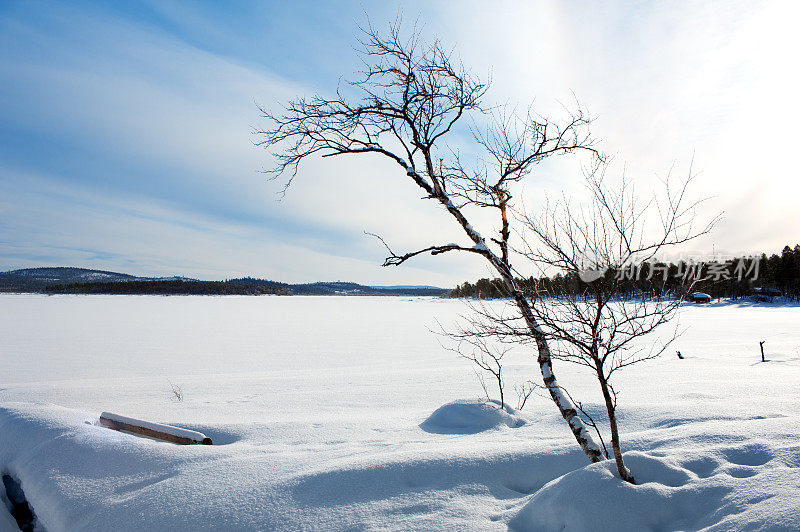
[509, 450, 800, 531]
[420, 399, 525, 434]
[510, 452, 722, 531]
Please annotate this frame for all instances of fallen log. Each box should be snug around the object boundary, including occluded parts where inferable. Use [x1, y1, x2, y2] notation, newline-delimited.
[99, 412, 212, 445]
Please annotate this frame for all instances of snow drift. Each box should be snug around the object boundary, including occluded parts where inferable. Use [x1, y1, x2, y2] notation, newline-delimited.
[510, 448, 800, 531]
[420, 399, 526, 434]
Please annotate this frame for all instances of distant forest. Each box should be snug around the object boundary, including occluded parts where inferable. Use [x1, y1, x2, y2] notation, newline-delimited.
[46, 279, 292, 295]
[42, 279, 448, 297]
[0, 268, 448, 296]
[449, 245, 800, 301]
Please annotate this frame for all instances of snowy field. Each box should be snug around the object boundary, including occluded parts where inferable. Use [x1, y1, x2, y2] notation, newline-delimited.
[1, 294, 799, 531]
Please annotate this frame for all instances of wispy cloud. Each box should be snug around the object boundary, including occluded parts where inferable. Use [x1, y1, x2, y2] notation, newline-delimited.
[1, 1, 798, 286]
[0, 169, 473, 284]
[433, 0, 800, 254]
[0, 2, 478, 284]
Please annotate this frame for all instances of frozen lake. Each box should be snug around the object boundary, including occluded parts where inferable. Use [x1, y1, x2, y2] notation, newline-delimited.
[1, 294, 799, 530]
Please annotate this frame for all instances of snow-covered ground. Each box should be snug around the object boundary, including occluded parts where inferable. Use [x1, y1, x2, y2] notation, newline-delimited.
[0, 294, 799, 530]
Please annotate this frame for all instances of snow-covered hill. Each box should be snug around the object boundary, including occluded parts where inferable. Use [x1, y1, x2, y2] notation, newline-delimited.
[0, 267, 139, 290]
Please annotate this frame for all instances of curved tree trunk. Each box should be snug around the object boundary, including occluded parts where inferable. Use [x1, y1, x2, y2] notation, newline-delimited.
[412, 170, 604, 463]
[506, 283, 604, 463]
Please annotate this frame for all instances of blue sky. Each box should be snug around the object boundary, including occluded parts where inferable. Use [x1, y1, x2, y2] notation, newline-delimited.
[1, 1, 798, 285]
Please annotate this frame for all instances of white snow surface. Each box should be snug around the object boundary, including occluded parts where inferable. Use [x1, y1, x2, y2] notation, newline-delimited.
[1, 294, 799, 531]
[0, 492, 17, 532]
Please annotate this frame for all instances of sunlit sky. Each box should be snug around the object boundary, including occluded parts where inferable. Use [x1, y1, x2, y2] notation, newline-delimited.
[1, 1, 798, 286]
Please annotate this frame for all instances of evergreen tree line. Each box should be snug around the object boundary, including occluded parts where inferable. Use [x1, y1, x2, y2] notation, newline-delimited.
[46, 279, 292, 295]
[41, 278, 448, 296]
[449, 244, 800, 301]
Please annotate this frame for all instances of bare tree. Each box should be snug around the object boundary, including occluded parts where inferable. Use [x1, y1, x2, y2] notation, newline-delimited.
[510, 163, 717, 482]
[168, 380, 184, 402]
[514, 380, 537, 410]
[256, 20, 606, 462]
[447, 336, 509, 409]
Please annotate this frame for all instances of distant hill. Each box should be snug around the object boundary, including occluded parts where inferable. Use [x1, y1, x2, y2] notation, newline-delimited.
[0, 267, 139, 292]
[369, 285, 443, 290]
[0, 267, 447, 296]
[227, 278, 447, 296]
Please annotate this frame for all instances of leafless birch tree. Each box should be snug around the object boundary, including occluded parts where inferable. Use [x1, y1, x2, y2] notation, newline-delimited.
[256, 20, 606, 463]
[512, 164, 715, 482]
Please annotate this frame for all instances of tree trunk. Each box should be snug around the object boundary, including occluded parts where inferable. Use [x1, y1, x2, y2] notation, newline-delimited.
[506, 286, 604, 463]
[597, 371, 635, 483]
[435, 186, 603, 463]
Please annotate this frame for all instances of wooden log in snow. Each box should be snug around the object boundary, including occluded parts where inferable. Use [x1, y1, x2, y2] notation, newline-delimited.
[99, 412, 212, 445]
